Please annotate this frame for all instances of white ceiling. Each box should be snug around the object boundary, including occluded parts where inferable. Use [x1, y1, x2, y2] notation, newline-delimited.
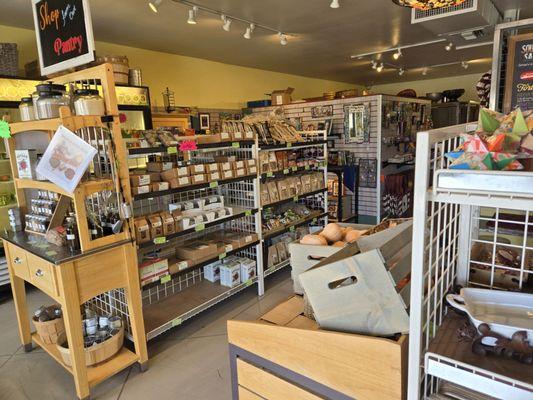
[1, 0, 533, 85]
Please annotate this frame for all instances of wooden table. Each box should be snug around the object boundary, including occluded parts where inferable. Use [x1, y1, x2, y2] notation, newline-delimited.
[3, 232, 148, 400]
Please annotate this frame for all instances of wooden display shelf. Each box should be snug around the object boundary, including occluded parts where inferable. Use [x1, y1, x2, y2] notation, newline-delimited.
[260, 162, 325, 180]
[262, 188, 327, 209]
[9, 112, 113, 135]
[259, 139, 327, 150]
[128, 140, 255, 155]
[15, 178, 115, 198]
[32, 332, 139, 388]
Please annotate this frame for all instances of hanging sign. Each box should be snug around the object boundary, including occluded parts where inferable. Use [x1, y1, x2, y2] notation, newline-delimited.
[504, 33, 533, 113]
[31, 0, 95, 76]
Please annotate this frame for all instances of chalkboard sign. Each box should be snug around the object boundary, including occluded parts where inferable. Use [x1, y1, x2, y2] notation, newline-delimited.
[31, 0, 95, 76]
[504, 32, 533, 113]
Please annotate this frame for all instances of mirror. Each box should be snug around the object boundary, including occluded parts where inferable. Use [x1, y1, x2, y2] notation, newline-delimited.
[344, 104, 370, 143]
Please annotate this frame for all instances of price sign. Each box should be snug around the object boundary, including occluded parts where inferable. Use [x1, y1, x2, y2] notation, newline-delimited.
[283, 169, 289, 174]
[32, 0, 95, 76]
[209, 181, 218, 188]
[195, 224, 205, 232]
[171, 318, 182, 327]
[232, 142, 240, 148]
[293, 196, 299, 202]
[160, 274, 171, 284]
[167, 146, 177, 154]
[266, 172, 273, 178]
[245, 210, 252, 217]
[286, 143, 292, 148]
[291, 166, 297, 172]
[245, 279, 253, 287]
[154, 236, 166, 244]
[304, 165, 310, 170]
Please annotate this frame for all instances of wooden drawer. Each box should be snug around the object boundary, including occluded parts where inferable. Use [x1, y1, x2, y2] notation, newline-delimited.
[238, 386, 262, 400]
[7, 244, 30, 280]
[27, 253, 58, 298]
[237, 359, 321, 400]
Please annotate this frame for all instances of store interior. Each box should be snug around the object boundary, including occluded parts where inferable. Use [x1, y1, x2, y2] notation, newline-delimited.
[0, 1, 532, 399]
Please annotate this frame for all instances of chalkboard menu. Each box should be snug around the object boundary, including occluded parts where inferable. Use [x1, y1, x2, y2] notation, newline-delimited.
[31, 0, 95, 76]
[504, 33, 533, 113]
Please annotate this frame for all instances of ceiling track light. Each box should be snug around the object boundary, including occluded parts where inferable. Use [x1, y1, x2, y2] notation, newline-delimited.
[376, 63, 384, 73]
[461, 61, 469, 69]
[221, 14, 231, 31]
[279, 32, 288, 46]
[371, 60, 377, 69]
[330, 0, 340, 8]
[398, 67, 405, 76]
[243, 23, 255, 39]
[187, 6, 198, 24]
[444, 41, 453, 51]
[149, 0, 162, 13]
[392, 48, 402, 60]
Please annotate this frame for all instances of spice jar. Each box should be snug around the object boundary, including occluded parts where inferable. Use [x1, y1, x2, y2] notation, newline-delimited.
[73, 88, 105, 116]
[19, 97, 35, 121]
[35, 83, 70, 120]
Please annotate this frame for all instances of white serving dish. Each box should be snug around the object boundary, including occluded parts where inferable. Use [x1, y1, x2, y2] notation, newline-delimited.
[446, 288, 533, 341]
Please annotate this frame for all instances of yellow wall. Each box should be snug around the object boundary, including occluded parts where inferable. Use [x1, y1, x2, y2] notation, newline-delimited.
[0, 24, 353, 109]
[371, 72, 485, 102]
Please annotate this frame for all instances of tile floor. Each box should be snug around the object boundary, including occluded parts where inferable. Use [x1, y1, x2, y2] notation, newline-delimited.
[0, 269, 293, 400]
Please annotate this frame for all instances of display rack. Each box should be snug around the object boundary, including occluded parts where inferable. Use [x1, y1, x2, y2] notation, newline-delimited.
[2, 64, 148, 400]
[409, 122, 533, 399]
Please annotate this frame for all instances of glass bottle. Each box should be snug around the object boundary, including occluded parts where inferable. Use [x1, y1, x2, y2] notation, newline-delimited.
[65, 213, 79, 253]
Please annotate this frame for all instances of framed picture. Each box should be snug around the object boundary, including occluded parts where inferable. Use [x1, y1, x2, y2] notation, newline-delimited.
[317, 118, 333, 136]
[199, 113, 210, 130]
[344, 104, 370, 143]
[359, 158, 377, 188]
[503, 32, 533, 113]
[311, 105, 333, 118]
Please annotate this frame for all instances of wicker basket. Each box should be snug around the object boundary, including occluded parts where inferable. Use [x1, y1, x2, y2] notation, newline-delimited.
[32, 315, 65, 345]
[0, 43, 19, 77]
[56, 327, 124, 367]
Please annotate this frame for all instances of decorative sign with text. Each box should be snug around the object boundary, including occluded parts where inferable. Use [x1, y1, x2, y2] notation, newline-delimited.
[504, 33, 533, 113]
[31, 0, 95, 76]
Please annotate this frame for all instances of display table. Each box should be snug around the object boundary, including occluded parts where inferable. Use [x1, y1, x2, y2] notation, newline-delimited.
[3, 232, 148, 400]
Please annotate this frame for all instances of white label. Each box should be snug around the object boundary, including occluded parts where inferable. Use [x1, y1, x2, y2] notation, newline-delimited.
[66, 234, 75, 240]
[275, 94, 283, 104]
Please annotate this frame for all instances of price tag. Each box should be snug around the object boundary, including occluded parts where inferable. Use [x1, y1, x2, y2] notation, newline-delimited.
[0, 121, 11, 138]
[219, 252, 227, 260]
[283, 169, 289, 174]
[289, 226, 295, 232]
[160, 274, 171, 284]
[178, 261, 188, 271]
[266, 172, 273, 178]
[292, 166, 297, 172]
[154, 236, 167, 244]
[305, 165, 310, 170]
[195, 224, 205, 232]
[286, 143, 292, 148]
[167, 146, 177, 154]
[293, 196, 299, 202]
[225, 244, 233, 252]
[245, 279, 253, 287]
[245, 210, 252, 217]
[171, 318, 182, 327]
[232, 142, 240, 148]
[209, 181, 219, 188]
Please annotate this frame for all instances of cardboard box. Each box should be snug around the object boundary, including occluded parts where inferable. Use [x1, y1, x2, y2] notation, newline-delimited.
[235, 168, 247, 178]
[176, 241, 218, 262]
[222, 169, 235, 180]
[151, 182, 169, 191]
[220, 161, 233, 171]
[132, 185, 150, 195]
[176, 166, 189, 177]
[267, 244, 279, 268]
[196, 134, 220, 144]
[206, 163, 219, 174]
[188, 164, 206, 175]
[239, 258, 256, 281]
[134, 217, 150, 244]
[271, 87, 294, 106]
[246, 159, 257, 168]
[220, 261, 241, 288]
[169, 176, 191, 188]
[160, 168, 179, 182]
[139, 258, 169, 286]
[130, 174, 150, 187]
[204, 262, 221, 283]
[169, 259, 191, 275]
[208, 171, 221, 181]
[149, 172, 161, 182]
[234, 160, 246, 170]
[231, 131, 244, 141]
[147, 161, 173, 172]
[246, 165, 258, 175]
[204, 195, 225, 210]
[148, 214, 163, 238]
[214, 155, 236, 163]
[191, 174, 207, 185]
[160, 211, 176, 235]
[242, 232, 259, 245]
[267, 181, 280, 204]
[219, 131, 231, 142]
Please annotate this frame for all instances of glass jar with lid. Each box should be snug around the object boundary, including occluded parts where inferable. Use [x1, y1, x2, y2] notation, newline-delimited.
[19, 97, 35, 122]
[34, 82, 70, 120]
[73, 88, 105, 116]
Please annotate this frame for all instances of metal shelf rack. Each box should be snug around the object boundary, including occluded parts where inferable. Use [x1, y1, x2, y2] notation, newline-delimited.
[409, 122, 533, 399]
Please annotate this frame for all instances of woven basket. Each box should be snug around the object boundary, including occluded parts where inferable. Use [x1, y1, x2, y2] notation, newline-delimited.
[32, 315, 65, 345]
[56, 326, 124, 367]
[0, 43, 18, 77]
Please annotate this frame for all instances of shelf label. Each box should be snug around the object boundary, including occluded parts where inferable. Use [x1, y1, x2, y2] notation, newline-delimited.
[283, 169, 289, 174]
[232, 142, 240, 148]
[286, 143, 292, 148]
[219, 252, 227, 260]
[195, 224, 205, 232]
[245, 210, 252, 217]
[154, 236, 166, 244]
[245, 279, 253, 287]
[209, 181, 219, 188]
[304, 165, 310, 170]
[266, 172, 273, 178]
[293, 196, 299, 202]
[291, 166, 297, 172]
[171, 318, 182, 327]
[225, 244, 233, 252]
[289, 226, 295, 232]
[167, 146, 177, 154]
[160, 274, 171, 284]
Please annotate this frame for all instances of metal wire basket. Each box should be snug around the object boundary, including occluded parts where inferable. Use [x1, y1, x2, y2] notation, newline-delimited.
[0, 43, 18, 77]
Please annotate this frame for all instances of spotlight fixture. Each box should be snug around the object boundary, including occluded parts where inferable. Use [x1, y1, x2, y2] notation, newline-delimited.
[243, 23, 255, 39]
[461, 61, 469, 69]
[279, 33, 288, 46]
[376, 63, 384, 73]
[392, 48, 402, 60]
[187, 6, 198, 24]
[221, 15, 231, 31]
[330, 0, 340, 8]
[149, 0, 162, 13]
[444, 42, 453, 51]
[371, 60, 378, 69]
[398, 67, 405, 76]
[422, 67, 428, 76]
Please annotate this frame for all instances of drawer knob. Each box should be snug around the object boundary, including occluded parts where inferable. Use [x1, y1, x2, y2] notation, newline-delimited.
[14, 257, 22, 265]
[35, 269, 44, 277]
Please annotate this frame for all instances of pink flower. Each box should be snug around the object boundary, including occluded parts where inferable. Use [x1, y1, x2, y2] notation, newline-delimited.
[179, 141, 198, 151]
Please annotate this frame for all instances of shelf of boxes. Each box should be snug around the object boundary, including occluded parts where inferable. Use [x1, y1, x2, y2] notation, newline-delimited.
[409, 123, 533, 400]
